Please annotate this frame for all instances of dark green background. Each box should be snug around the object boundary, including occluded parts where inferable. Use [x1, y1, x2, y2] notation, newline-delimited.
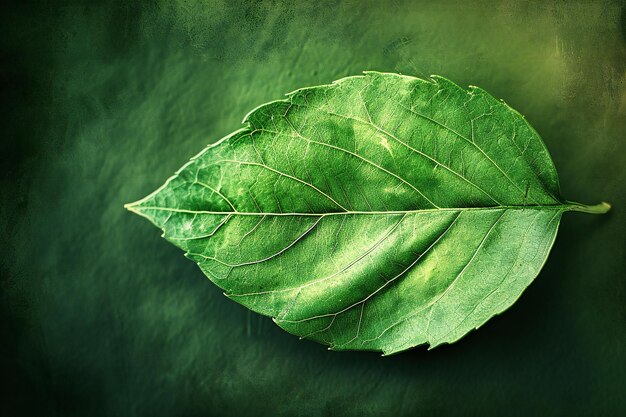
[2, 1, 625, 416]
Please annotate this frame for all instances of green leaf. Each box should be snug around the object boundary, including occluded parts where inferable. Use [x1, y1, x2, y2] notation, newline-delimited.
[126, 72, 609, 355]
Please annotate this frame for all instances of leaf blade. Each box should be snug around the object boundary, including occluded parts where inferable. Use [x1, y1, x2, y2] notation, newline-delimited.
[126, 72, 601, 353]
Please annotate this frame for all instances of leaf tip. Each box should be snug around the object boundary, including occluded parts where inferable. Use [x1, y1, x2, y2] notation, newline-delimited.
[123, 199, 164, 229]
[124, 201, 154, 222]
[124, 201, 141, 214]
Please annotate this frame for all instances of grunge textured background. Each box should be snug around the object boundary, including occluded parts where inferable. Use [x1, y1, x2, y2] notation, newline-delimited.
[2, 1, 625, 416]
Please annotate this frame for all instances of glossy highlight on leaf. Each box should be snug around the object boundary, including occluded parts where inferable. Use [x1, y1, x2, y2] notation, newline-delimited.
[126, 72, 610, 355]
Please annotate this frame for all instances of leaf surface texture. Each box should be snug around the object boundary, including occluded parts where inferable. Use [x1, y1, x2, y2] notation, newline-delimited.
[127, 72, 595, 354]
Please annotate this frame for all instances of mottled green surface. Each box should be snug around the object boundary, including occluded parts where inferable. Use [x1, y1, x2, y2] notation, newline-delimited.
[128, 71, 604, 354]
[2, 0, 625, 415]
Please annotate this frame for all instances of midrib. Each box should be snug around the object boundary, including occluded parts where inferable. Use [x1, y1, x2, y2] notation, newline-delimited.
[128, 203, 587, 217]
